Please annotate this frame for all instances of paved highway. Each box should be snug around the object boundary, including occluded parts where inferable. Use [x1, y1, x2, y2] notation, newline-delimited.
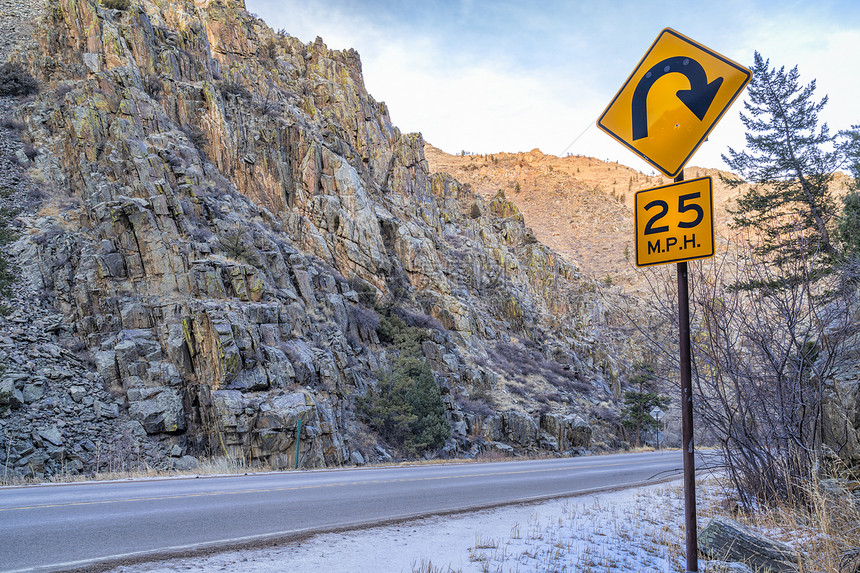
[0, 450, 684, 572]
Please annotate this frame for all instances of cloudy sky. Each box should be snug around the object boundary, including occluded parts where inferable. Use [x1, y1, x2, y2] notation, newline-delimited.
[246, 0, 860, 173]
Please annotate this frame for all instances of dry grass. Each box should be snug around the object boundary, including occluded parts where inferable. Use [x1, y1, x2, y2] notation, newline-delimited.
[721, 474, 860, 573]
[411, 559, 462, 573]
[434, 482, 697, 572]
[1, 456, 276, 486]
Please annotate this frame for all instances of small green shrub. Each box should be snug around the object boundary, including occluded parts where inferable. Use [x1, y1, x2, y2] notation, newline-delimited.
[358, 356, 449, 455]
[376, 312, 427, 355]
[359, 308, 450, 454]
[218, 229, 258, 265]
[0, 63, 38, 96]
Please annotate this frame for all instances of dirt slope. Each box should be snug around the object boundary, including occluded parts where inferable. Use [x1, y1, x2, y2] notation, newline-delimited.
[427, 146, 734, 286]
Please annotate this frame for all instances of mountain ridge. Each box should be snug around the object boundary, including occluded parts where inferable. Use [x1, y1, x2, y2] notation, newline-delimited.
[0, 0, 645, 480]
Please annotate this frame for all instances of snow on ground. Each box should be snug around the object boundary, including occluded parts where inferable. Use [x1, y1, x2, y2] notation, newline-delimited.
[108, 479, 715, 573]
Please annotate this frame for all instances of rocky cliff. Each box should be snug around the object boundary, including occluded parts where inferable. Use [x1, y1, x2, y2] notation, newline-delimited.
[0, 0, 638, 480]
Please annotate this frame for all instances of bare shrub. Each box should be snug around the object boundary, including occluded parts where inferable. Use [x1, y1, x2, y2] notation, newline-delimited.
[100, 0, 130, 10]
[347, 303, 379, 342]
[188, 225, 212, 243]
[180, 125, 208, 150]
[27, 186, 47, 202]
[22, 142, 38, 160]
[458, 396, 494, 417]
[0, 117, 26, 131]
[0, 62, 38, 96]
[636, 232, 858, 508]
[393, 307, 445, 332]
[56, 83, 73, 99]
[476, 447, 510, 461]
[143, 74, 162, 99]
[589, 404, 620, 425]
[165, 151, 182, 169]
[217, 80, 251, 101]
[347, 276, 377, 306]
[487, 341, 584, 393]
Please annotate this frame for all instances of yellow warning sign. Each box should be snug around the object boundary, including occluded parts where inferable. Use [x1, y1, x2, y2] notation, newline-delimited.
[597, 28, 751, 178]
[635, 176, 714, 267]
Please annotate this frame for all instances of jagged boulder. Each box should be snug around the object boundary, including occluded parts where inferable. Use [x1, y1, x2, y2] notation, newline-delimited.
[128, 387, 186, 435]
[540, 413, 592, 451]
[698, 516, 800, 573]
[502, 411, 538, 448]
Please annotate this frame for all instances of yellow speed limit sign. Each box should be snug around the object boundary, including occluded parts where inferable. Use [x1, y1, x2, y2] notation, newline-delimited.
[634, 176, 714, 267]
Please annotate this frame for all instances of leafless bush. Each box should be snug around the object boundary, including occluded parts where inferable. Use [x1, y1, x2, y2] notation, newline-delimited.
[486, 341, 584, 393]
[589, 404, 620, 425]
[217, 80, 251, 101]
[458, 396, 495, 417]
[180, 125, 208, 150]
[393, 307, 445, 332]
[165, 151, 182, 169]
[143, 74, 162, 99]
[637, 230, 857, 508]
[0, 62, 38, 96]
[27, 186, 47, 202]
[22, 142, 38, 160]
[509, 383, 528, 398]
[56, 83, 73, 99]
[347, 276, 377, 306]
[0, 117, 26, 131]
[188, 225, 213, 243]
[347, 303, 379, 342]
[31, 224, 64, 246]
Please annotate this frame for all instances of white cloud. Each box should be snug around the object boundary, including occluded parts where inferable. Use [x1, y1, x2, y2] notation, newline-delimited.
[248, 0, 859, 174]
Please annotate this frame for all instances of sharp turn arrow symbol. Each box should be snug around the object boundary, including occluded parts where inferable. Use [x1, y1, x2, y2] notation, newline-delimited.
[631, 56, 724, 141]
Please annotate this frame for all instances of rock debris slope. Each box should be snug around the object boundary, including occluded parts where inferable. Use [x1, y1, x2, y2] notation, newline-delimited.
[1, 0, 637, 479]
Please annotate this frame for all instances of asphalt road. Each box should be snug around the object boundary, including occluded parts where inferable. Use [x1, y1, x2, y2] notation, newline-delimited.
[0, 450, 684, 572]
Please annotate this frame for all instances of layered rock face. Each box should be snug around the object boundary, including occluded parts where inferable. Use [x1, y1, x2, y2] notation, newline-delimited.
[1, 0, 632, 478]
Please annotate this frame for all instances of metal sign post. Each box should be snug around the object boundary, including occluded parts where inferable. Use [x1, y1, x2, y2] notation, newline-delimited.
[597, 28, 752, 572]
[675, 171, 698, 573]
[649, 406, 664, 449]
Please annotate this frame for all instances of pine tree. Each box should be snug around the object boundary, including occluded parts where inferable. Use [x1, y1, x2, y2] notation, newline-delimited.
[358, 312, 450, 455]
[837, 125, 860, 258]
[621, 362, 668, 448]
[722, 52, 841, 287]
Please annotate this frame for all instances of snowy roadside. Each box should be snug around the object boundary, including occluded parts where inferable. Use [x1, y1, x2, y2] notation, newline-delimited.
[106, 479, 718, 573]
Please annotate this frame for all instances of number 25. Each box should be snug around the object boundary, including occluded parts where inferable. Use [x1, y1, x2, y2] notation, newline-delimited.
[644, 192, 703, 235]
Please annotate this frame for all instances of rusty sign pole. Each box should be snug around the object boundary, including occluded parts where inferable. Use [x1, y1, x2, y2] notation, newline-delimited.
[675, 170, 698, 572]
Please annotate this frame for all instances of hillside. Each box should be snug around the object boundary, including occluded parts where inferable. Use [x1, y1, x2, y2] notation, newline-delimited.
[0, 0, 648, 480]
[426, 145, 742, 288]
[425, 145, 855, 289]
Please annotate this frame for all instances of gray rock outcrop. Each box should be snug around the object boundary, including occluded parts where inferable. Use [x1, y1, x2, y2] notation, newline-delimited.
[1, 0, 634, 479]
[698, 516, 800, 573]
